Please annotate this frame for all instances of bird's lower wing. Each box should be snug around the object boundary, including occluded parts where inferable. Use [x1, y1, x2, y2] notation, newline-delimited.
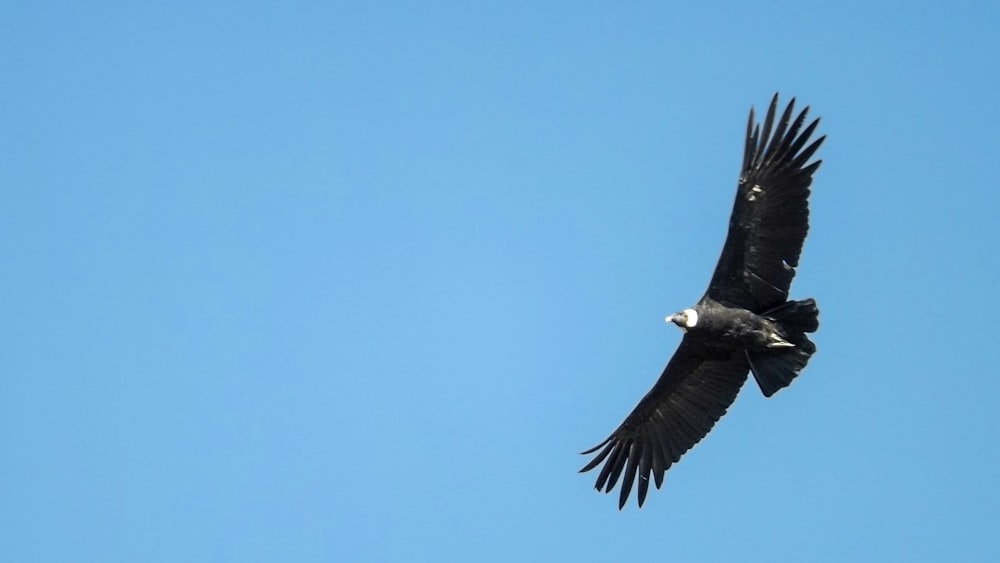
[580, 340, 749, 509]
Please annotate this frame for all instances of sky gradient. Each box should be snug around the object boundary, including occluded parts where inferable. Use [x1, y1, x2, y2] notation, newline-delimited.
[3, 2, 1000, 561]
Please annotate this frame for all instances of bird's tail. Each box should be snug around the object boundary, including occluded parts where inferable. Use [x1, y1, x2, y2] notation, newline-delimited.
[747, 298, 819, 398]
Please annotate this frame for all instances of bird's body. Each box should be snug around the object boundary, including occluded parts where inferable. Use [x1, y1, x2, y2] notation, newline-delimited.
[581, 94, 825, 509]
[676, 298, 814, 352]
[675, 300, 780, 350]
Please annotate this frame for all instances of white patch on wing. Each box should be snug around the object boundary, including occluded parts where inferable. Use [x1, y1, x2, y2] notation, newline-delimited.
[683, 308, 698, 328]
[766, 333, 794, 348]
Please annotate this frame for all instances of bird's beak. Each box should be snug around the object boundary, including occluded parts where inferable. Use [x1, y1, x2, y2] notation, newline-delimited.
[665, 314, 677, 325]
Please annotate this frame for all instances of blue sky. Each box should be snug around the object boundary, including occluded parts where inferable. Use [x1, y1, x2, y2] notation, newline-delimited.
[3, 2, 999, 561]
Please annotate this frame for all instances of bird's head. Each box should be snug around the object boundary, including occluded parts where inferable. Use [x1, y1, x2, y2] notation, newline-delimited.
[666, 308, 699, 332]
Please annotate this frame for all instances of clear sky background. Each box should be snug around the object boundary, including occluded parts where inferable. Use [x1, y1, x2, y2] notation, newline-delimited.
[3, 2, 999, 561]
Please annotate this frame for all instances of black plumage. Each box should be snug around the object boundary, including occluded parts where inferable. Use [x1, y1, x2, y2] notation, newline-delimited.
[580, 94, 826, 509]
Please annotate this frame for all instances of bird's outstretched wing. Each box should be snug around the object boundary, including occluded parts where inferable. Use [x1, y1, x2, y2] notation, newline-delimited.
[579, 340, 749, 509]
[705, 94, 825, 311]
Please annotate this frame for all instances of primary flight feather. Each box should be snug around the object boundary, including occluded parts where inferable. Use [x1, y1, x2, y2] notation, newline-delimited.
[580, 94, 825, 509]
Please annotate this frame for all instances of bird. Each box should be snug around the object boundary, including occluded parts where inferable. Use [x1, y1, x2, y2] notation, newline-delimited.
[580, 94, 825, 509]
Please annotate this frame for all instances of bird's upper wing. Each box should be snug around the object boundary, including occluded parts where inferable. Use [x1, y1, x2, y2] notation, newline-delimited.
[579, 339, 749, 509]
[705, 94, 825, 311]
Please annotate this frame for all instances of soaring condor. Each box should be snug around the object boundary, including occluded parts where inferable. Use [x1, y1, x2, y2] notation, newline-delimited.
[580, 94, 826, 509]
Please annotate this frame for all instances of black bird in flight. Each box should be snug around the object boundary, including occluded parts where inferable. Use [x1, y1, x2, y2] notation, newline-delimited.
[580, 94, 825, 509]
